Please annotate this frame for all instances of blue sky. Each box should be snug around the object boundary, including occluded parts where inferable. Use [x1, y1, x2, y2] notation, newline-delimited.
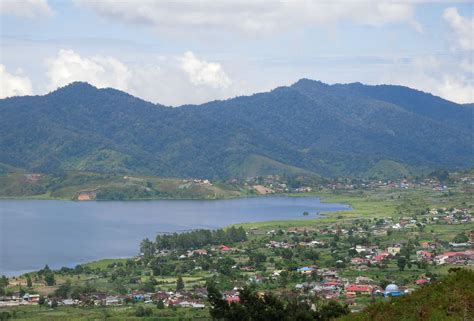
[0, 0, 472, 105]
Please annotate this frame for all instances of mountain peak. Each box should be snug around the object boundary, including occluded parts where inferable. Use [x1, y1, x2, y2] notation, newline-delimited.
[50, 81, 99, 95]
[61, 81, 97, 90]
[292, 78, 328, 88]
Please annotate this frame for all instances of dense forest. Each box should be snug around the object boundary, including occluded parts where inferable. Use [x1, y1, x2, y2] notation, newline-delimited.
[0, 79, 472, 179]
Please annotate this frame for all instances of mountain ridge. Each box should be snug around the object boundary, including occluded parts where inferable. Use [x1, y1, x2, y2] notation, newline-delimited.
[0, 79, 472, 178]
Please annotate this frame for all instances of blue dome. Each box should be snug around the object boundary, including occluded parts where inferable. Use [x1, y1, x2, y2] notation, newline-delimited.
[385, 284, 399, 292]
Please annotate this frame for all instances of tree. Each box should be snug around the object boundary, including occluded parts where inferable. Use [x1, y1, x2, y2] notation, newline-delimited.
[176, 275, 184, 292]
[217, 257, 236, 276]
[44, 271, 55, 286]
[0, 276, 8, 288]
[26, 275, 32, 288]
[453, 233, 468, 243]
[248, 251, 267, 268]
[140, 238, 155, 265]
[134, 306, 153, 317]
[141, 280, 156, 293]
[50, 299, 58, 308]
[156, 300, 165, 309]
[397, 256, 407, 271]
[206, 283, 349, 321]
[54, 282, 71, 299]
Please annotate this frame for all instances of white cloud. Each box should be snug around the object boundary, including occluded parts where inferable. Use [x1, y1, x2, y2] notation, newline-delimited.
[0, 65, 33, 98]
[43, 49, 238, 105]
[180, 51, 231, 89]
[382, 55, 473, 104]
[73, 0, 422, 34]
[443, 7, 474, 51]
[0, 0, 53, 18]
[46, 49, 132, 91]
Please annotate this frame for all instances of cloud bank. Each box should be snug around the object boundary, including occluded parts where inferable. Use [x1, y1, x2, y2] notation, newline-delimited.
[443, 7, 474, 51]
[0, 0, 53, 18]
[73, 0, 422, 34]
[42, 49, 237, 105]
[46, 49, 132, 92]
[0, 65, 33, 98]
[180, 51, 232, 89]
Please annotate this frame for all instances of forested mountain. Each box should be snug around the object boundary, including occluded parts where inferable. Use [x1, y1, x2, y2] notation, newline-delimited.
[0, 79, 472, 178]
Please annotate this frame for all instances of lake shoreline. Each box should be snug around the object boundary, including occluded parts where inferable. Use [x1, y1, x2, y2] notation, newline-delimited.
[1, 196, 351, 276]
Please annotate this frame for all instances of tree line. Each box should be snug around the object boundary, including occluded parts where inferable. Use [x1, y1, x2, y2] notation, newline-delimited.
[140, 226, 247, 259]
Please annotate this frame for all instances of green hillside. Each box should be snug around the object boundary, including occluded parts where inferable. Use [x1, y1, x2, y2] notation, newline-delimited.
[338, 269, 474, 321]
[0, 171, 246, 200]
[0, 80, 472, 179]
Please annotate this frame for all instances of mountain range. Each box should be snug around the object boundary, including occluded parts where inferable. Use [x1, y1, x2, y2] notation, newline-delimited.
[0, 79, 472, 179]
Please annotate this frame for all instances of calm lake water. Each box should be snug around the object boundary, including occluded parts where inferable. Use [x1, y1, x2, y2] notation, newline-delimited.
[0, 197, 349, 276]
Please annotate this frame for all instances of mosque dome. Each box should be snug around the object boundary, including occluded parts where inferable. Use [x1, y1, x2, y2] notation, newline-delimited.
[385, 284, 399, 293]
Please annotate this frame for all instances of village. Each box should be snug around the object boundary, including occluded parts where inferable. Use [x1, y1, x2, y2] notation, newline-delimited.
[1, 210, 472, 313]
[1, 171, 473, 319]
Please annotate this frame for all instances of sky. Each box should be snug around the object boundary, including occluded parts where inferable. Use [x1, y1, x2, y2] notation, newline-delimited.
[0, 0, 472, 106]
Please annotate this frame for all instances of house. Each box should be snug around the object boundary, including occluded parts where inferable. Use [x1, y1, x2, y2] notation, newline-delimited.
[356, 276, 375, 285]
[178, 301, 193, 308]
[297, 266, 316, 274]
[248, 275, 263, 284]
[194, 249, 208, 255]
[372, 252, 390, 263]
[22, 294, 40, 303]
[351, 257, 369, 265]
[420, 241, 430, 248]
[416, 250, 433, 261]
[387, 246, 401, 256]
[226, 296, 240, 304]
[320, 269, 339, 279]
[345, 284, 372, 296]
[62, 299, 76, 306]
[192, 303, 206, 309]
[415, 279, 429, 285]
[219, 245, 232, 252]
[435, 251, 470, 265]
[105, 296, 121, 306]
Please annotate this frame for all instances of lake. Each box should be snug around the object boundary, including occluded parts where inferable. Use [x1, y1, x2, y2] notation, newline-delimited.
[0, 197, 350, 276]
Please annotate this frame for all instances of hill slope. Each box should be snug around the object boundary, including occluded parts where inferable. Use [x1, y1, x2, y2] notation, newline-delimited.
[337, 269, 474, 321]
[0, 80, 472, 178]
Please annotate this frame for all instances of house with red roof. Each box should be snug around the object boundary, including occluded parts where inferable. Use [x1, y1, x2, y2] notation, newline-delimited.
[415, 279, 429, 285]
[219, 245, 232, 252]
[345, 284, 372, 296]
[226, 296, 240, 304]
[435, 251, 469, 264]
[371, 252, 390, 263]
[416, 250, 433, 261]
[351, 257, 369, 265]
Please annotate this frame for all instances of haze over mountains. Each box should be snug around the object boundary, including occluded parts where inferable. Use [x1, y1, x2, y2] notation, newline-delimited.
[0, 79, 472, 179]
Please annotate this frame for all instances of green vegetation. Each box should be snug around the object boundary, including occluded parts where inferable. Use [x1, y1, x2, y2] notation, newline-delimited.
[207, 282, 350, 320]
[1, 80, 472, 179]
[0, 171, 247, 200]
[338, 269, 474, 321]
[0, 305, 210, 321]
